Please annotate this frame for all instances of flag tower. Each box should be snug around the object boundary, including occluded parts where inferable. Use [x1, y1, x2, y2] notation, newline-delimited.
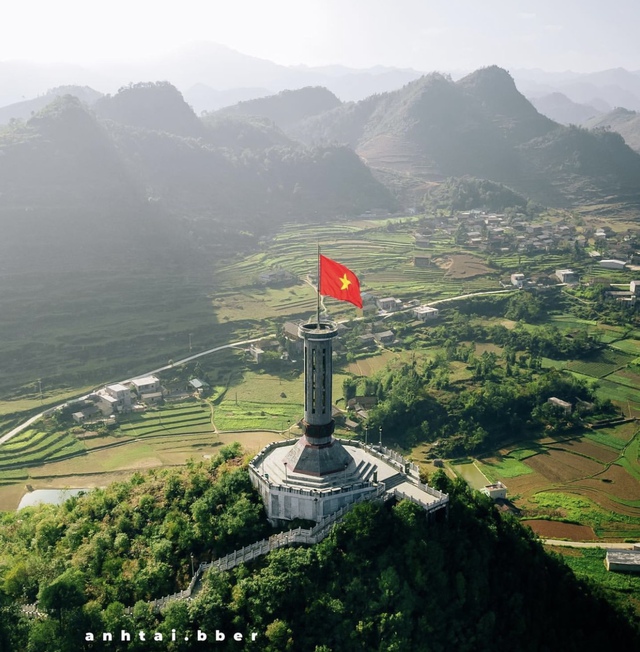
[282, 320, 353, 476]
[248, 250, 450, 525]
[281, 249, 361, 475]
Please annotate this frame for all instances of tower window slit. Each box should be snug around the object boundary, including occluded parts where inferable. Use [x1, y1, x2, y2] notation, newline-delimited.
[321, 349, 327, 413]
[311, 348, 317, 413]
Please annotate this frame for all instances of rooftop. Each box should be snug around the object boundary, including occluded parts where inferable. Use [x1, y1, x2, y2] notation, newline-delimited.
[107, 383, 130, 393]
[606, 549, 640, 565]
[131, 375, 159, 386]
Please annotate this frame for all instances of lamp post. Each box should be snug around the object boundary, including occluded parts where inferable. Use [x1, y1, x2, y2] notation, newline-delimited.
[364, 426, 368, 446]
[284, 462, 288, 484]
[190, 553, 194, 577]
[379, 426, 382, 448]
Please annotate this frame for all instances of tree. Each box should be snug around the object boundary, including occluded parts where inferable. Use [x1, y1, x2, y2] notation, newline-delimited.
[505, 291, 544, 322]
[38, 569, 86, 627]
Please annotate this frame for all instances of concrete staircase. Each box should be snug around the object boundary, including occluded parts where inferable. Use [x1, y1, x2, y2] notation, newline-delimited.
[382, 473, 405, 491]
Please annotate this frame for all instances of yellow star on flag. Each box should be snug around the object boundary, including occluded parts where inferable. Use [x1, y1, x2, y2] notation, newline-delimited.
[339, 273, 352, 290]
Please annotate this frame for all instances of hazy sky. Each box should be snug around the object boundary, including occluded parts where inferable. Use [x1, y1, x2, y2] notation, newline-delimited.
[2, 0, 638, 72]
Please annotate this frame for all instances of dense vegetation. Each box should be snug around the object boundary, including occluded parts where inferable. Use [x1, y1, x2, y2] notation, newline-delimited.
[422, 176, 531, 213]
[344, 293, 615, 454]
[1, 450, 638, 651]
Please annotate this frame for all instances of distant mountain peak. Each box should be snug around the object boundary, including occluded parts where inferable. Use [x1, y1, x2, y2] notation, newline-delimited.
[217, 86, 342, 130]
[28, 94, 101, 138]
[94, 81, 205, 137]
[457, 65, 520, 94]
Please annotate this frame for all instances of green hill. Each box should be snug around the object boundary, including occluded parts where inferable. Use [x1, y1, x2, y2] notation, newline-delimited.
[0, 90, 395, 398]
[0, 89, 395, 260]
[201, 113, 296, 151]
[0, 448, 638, 651]
[0, 85, 102, 125]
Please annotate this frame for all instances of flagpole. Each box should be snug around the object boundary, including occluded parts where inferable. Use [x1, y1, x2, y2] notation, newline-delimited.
[317, 242, 321, 327]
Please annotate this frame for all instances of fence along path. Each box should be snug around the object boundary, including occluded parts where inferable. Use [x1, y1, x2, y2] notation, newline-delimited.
[23, 479, 448, 616]
[145, 486, 387, 613]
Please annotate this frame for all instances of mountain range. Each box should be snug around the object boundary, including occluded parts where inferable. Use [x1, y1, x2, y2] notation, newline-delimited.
[4, 66, 640, 268]
[221, 67, 640, 209]
[2, 62, 640, 402]
[529, 93, 602, 127]
[0, 82, 396, 280]
[5, 42, 640, 117]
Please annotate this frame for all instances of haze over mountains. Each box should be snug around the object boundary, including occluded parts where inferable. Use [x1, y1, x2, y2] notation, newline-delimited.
[0, 82, 395, 277]
[223, 67, 640, 209]
[2, 41, 640, 286]
[3, 64, 640, 276]
[4, 41, 640, 118]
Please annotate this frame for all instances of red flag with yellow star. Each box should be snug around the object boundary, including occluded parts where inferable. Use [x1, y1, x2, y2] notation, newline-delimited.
[319, 254, 362, 308]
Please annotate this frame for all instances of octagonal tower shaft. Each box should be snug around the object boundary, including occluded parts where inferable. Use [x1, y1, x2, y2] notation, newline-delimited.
[299, 321, 338, 444]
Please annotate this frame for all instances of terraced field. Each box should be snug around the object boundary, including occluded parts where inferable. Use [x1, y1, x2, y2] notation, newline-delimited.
[469, 422, 640, 539]
[565, 349, 632, 378]
[215, 220, 501, 321]
[0, 427, 86, 476]
[117, 403, 213, 438]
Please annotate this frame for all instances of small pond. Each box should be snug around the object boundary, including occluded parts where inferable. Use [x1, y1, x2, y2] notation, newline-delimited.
[18, 488, 89, 510]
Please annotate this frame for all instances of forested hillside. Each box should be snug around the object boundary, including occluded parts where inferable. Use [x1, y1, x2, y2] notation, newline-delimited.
[279, 67, 640, 208]
[0, 92, 394, 274]
[0, 445, 637, 651]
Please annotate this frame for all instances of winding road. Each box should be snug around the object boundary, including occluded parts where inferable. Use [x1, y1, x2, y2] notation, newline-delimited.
[0, 287, 518, 445]
[0, 336, 270, 445]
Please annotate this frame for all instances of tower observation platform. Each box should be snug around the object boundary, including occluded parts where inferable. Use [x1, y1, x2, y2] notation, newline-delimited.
[249, 320, 448, 525]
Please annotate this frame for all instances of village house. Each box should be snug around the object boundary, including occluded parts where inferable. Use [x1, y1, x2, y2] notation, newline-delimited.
[510, 273, 525, 288]
[555, 269, 578, 284]
[374, 330, 395, 345]
[481, 481, 508, 500]
[375, 297, 402, 312]
[358, 333, 377, 349]
[72, 405, 101, 423]
[413, 305, 439, 321]
[282, 320, 304, 355]
[188, 378, 210, 395]
[94, 383, 132, 415]
[130, 375, 160, 396]
[257, 268, 296, 286]
[599, 259, 627, 270]
[605, 549, 640, 573]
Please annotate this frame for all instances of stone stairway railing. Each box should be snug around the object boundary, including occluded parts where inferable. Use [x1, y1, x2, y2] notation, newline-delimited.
[137, 485, 387, 614]
[20, 603, 44, 618]
[391, 488, 449, 513]
[23, 475, 448, 618]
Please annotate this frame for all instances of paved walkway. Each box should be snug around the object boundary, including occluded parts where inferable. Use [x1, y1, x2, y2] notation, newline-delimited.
[542, 539, 635, 549]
